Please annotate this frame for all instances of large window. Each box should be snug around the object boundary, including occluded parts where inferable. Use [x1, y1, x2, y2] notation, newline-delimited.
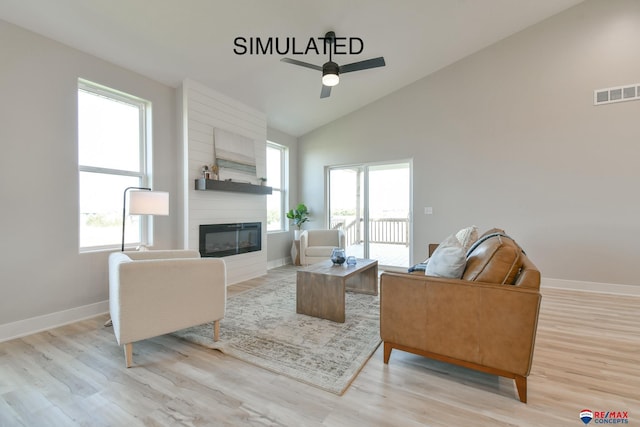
[266, 142, 287, 232]
[78, 79, 151, 251]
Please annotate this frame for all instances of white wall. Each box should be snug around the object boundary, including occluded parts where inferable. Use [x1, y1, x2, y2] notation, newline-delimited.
[0, 20, 178, 337]
[181, 79, 268, 284]
[298, 0, 640, 286]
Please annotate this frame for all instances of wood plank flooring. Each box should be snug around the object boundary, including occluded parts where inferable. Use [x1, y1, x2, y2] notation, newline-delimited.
[1, 266, 638, 426]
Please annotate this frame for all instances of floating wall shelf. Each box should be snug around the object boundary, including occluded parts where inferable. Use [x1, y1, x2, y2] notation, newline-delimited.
[194, 179, 272, 195]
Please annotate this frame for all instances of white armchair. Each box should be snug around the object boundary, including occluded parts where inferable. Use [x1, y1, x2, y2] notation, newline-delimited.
[108, 250, 226, 367]
[299, 229, 346, 265]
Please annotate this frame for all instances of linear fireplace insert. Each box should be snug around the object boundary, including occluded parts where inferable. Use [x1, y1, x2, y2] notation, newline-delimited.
[199, 222, 261, 258]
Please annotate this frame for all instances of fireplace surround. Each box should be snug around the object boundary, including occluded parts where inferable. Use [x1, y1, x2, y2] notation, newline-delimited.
[199, 222, 261, 258]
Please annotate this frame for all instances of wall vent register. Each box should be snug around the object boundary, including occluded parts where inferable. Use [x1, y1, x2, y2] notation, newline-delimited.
[594, 83, 640, 105]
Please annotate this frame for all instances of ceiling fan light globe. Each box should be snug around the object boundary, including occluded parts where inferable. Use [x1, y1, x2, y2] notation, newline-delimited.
[322, 61, 340, 87]
[322, 73, 340, 86]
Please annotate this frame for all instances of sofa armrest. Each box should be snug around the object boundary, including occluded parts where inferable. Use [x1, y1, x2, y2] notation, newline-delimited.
[428, 243, 439, 257]
[380, 272, 541, 376]
[122, 249, 201, 260]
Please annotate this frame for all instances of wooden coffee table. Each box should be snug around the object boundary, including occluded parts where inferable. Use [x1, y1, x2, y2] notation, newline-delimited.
[296, 258, 378, 323]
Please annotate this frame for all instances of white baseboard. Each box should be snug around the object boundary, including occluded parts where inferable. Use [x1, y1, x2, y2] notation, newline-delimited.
[267, 257, 293, 269]
[0, 301, 109, 343]
[542, 277, 640, 296]
[3, 276, 634, 344]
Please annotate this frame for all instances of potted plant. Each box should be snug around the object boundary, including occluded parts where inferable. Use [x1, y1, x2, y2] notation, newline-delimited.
[286, 203, 309, 239]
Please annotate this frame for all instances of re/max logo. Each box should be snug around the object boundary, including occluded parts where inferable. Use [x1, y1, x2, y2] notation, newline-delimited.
[594, 412, 628, 419]
[233, 36, 364, 55]
[581, 409, 630, 425]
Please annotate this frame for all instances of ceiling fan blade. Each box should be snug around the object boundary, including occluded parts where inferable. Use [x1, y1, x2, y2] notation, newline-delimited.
[340, 57, 386, 74]
[281, 58, 322, 71]
[320, 84, 332, 98]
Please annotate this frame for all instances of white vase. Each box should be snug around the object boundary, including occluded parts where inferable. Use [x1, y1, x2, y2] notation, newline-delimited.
[294, 229, 302, 240]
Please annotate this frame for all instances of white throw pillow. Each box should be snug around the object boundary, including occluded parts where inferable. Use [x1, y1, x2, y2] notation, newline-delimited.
[425, 234, 466, 279]
[455, 225, 479, 253]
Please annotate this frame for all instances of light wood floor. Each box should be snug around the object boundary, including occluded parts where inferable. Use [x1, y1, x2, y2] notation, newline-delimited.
[1, 267, 638, 426]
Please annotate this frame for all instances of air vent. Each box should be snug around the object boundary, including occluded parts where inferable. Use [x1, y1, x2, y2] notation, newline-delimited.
[594, 84, 639, 105]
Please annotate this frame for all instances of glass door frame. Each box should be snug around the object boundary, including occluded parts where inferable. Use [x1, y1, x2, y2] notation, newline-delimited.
[326, 159, 413, 267]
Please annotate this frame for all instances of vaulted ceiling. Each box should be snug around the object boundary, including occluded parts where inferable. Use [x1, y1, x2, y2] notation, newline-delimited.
[0, 0, 584, 136]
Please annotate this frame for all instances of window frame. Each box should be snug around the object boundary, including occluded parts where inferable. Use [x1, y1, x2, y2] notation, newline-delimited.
[266, 141, 288, 233]
[77, 79, 153, 252]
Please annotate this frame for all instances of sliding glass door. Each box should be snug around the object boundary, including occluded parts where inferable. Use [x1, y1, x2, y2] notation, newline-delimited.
[328, 161, 411, 267]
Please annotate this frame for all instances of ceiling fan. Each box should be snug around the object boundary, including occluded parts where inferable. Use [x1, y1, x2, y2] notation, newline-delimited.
[281, 31, 386, 98]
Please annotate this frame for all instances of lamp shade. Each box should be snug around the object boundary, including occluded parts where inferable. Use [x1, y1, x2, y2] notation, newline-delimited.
[129, 191, 169, 216]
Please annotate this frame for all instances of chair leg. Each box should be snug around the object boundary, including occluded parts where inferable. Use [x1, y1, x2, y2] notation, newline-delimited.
[213, 320, 220, 342]
[124, 343, 133, 368]
[383, 342, 392, 363]
[514, 375, 527, 403]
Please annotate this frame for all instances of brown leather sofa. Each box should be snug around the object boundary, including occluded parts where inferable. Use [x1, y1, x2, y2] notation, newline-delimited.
[380, 231, 542, 402]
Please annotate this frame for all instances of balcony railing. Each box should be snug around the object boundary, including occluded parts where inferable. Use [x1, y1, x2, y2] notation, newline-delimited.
[331, 217, 409, 247]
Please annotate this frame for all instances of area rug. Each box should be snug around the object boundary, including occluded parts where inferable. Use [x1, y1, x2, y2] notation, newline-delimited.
[173, 275, 381, 395]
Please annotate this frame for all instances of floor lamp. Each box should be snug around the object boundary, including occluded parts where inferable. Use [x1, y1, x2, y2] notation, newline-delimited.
[121, 187, 170, 251]
[105, 187, 169, 327]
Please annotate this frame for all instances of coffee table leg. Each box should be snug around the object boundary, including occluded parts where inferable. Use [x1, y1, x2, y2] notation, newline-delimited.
[297, 271, 346, 322]
[345, 264, 378, 296]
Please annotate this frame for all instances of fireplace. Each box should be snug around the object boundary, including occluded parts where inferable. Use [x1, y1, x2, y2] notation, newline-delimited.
[199, 222, 261, 258]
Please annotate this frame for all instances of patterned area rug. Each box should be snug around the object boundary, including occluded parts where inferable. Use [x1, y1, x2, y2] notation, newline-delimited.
[173, 274, 381, 395]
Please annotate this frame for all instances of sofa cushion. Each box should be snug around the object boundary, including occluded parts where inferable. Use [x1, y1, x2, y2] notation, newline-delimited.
[305, 246, 336, 257]
[480, 227, 506, 239]
[307, 230, 341, 246]
[462, 234, 523, 284]
[455, 225, 479, 252]
[425, 235, 466, 279]
[465, 229, 508, 257]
